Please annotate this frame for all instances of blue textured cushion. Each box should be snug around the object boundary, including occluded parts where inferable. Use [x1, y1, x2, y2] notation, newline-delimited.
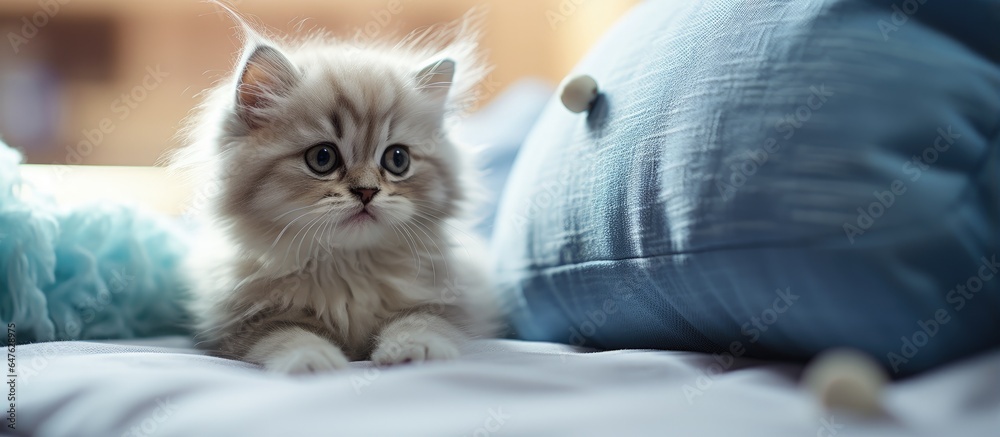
[492, 0, 1000, 375]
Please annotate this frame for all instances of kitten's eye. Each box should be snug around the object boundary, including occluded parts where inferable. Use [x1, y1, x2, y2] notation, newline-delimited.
[382, 145, 410, 175]
[305, 142, 341, 175]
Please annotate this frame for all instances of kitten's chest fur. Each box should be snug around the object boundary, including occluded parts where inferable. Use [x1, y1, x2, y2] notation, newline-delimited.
[224, 244, 444, 356]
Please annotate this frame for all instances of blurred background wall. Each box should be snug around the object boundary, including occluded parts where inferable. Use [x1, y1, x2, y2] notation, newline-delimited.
[0, 0, 639, 167]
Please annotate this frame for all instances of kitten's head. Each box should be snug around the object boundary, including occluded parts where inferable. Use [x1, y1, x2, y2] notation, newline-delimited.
[183, 25, 485, 256]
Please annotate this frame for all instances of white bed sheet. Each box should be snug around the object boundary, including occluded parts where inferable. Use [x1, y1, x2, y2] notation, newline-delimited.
[12, 338, 1000, 436]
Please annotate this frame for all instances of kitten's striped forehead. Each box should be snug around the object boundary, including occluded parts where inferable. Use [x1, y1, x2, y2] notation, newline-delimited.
[327, 72, 407, 163]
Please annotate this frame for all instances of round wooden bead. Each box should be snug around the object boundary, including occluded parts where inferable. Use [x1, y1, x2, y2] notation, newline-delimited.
[558, 74, 599, 113]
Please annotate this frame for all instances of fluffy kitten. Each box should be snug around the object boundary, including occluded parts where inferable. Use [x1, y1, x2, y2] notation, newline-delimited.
[175, 12, 498, 374]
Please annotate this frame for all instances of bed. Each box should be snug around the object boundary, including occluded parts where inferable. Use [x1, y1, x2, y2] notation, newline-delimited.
[13, 338, 1000, 436]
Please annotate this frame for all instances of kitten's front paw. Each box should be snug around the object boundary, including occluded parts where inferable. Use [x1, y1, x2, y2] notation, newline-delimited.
[264, 341, 350, 375]
[371, 332, 460, 366]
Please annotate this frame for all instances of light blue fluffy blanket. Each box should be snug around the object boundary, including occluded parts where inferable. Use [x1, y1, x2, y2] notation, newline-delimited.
[0, 140, 191, 344]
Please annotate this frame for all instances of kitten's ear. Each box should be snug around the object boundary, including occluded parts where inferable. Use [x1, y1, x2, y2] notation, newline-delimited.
[235, 45, 299, 126]
[415, 58, 455, 103]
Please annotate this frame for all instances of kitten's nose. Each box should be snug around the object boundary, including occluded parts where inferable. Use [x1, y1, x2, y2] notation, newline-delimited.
[350, 187, 379, 205]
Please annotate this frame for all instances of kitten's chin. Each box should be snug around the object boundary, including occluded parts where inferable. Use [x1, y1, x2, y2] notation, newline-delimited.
[328, 211, 392, 250]
[344, 210, 376, 226]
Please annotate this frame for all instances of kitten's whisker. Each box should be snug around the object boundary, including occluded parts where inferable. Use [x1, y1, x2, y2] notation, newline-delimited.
[407, 218, 451, 282]
[407, 202, 474, 231]
[300, 212, 324, 263]
[397, 219, 434, 280]
[317, 211, 339, 256]
[407, 203, 481, 256]
[406, 209, 475, 263]
[267, 208, 323, 254]
[407, 205, 466, 232]
[386, 220, 421, 281]
[298, 211, 332, 264]
[389, 198, 480, 259]
[400, 215, 445, 283]
[318, 213, 338, 254]
[382, 209, 424, 279]
[418, 81, 454, 89]
[299, 210, 332, 257]
[284, 211, 327, 266]
[271, 203, 323, 223]
[305, 213, 331, 262]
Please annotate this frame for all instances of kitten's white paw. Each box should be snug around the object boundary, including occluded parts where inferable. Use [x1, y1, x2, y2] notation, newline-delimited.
[371, 332, 460, 366]
[263, 341, 350, 375]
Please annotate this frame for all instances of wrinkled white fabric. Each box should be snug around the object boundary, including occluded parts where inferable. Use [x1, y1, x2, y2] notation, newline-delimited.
[13, 339, 1000, 436]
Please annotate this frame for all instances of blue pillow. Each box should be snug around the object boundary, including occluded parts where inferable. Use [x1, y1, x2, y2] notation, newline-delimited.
[491, 0, 999, 376]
